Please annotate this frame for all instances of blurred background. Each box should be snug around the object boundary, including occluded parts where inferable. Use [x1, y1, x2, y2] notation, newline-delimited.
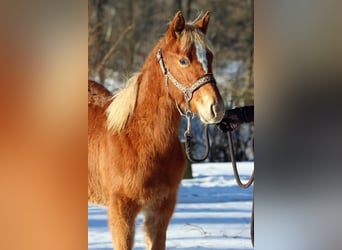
[88, 0, 254, 161]
[1, 1, 342, 250]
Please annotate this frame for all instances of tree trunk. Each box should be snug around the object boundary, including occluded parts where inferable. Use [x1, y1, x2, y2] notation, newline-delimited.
[95, 0, 108, 83]
[174, 0, 182, 13]
[186, 0, 192, 20]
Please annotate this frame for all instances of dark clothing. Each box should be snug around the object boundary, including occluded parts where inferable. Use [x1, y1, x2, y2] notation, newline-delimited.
[217, 105, 254, 132]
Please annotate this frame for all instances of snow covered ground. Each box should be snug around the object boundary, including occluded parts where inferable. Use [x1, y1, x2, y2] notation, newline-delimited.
[88, 162, 254, 250]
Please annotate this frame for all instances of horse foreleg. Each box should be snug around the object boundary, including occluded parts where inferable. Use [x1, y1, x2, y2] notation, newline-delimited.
[108, 196, 141, 250]
[142, 192, 177, 250]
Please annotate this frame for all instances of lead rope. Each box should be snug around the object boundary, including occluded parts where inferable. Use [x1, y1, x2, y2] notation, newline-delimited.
[227, 130, 254, 247]
[185, 122, 254, 245]
[227, 130, 254, 188]
[184, 113, 210, 162]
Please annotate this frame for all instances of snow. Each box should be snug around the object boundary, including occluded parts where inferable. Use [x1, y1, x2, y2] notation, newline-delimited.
[88, 162, 254, 250]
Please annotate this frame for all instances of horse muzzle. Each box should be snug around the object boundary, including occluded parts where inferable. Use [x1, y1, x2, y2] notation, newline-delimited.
[197, 97, 225, 124]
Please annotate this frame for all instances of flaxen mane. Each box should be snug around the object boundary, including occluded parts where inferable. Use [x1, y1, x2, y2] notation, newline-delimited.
[105, 74, 140, 132]
[180, 26, 208, 51]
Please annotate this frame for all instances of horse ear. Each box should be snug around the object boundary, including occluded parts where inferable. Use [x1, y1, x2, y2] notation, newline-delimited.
[168, 11, 185, 38]
[195, 11, 210, 34]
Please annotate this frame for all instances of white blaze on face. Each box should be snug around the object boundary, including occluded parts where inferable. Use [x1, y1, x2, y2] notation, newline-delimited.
[194, 41, 208, 73]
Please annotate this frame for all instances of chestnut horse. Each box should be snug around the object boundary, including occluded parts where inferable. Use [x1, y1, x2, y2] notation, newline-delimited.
[88, 11, 224, 250]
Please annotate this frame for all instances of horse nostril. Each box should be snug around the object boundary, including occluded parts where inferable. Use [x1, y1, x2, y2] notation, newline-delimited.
[210, 104, 217, 118]
[210, 101, 225, 122]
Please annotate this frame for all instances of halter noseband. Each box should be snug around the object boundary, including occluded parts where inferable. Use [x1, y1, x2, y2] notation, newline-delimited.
[157, 48, 216, 114]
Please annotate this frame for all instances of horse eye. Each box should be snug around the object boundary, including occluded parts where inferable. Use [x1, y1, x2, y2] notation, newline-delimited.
[179, 58, 189, 66]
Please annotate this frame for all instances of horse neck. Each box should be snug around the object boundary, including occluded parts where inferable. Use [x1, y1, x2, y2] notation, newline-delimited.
[130, 50, 181, 142]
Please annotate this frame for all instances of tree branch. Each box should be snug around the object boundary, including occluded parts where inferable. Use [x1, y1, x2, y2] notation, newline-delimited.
[95, 24, 135, 73]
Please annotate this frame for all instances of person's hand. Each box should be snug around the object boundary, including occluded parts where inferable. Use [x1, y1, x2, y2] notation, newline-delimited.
[217, 113, 241, 132]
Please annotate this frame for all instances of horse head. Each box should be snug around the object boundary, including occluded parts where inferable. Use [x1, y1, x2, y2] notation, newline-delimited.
[158, 11, 224, 124]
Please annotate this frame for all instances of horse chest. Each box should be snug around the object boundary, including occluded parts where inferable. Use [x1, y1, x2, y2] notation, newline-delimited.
[113, 148, 185, 202]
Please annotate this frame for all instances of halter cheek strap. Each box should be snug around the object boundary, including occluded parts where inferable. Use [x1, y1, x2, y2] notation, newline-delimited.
[157, 48, 216, 112]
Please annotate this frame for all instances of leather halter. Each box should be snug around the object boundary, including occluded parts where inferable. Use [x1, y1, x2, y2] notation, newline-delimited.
[157, 47, 215, 163]
[157, 48, 216, 113]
